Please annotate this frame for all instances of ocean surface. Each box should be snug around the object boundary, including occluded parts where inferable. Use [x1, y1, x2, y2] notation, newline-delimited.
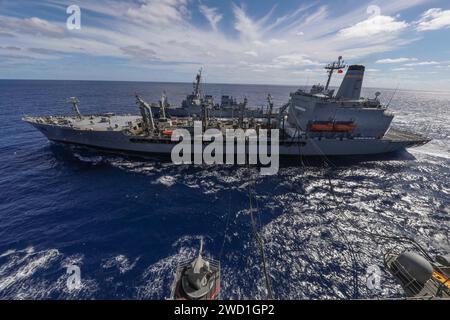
[0, 80, 449, 299]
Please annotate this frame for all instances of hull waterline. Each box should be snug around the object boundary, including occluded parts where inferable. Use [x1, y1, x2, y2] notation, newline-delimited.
[28, 121, 429, 157]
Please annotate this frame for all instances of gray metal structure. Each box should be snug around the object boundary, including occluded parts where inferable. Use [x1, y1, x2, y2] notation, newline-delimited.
[170, 239, 220, 300]
[384, 241, 450, 299]
[153, 69, 265, 118]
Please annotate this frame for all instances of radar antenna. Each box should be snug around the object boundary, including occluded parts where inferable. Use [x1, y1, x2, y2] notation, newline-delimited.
[324, 56, 346, 91]
[193, 68, 203, 98]
[238, 97, 247, 128]
[375, 92, 381, 101]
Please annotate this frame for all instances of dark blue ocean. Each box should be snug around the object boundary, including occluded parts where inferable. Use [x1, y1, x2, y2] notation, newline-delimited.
[0, 80, 449, 299]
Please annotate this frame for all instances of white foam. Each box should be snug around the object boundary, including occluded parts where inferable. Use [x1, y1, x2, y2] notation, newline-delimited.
[102, 255, 140, 274]
[73, 153, 103, 164]
[411, 140, 450, 160]
[0, 248, 60, 292]
[0, 249, 17, 258]
[155, 175, 177, 187]
[412, 148, 450, 160]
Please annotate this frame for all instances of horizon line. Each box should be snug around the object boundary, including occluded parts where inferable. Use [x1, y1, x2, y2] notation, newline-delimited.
[1, 78, 449, 94]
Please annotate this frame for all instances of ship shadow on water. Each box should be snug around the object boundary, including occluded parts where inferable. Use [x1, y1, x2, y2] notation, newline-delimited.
[47, 143, 111, 168]
[279, 149, 418, 168]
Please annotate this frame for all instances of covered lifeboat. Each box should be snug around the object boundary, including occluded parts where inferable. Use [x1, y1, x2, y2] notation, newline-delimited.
[309, 121, 334, 132]
[310, 121, 357, 132]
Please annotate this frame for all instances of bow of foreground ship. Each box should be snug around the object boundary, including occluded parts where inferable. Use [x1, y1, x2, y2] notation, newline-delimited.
[23, 56, 430, 158]
[170, 239, 220, 300]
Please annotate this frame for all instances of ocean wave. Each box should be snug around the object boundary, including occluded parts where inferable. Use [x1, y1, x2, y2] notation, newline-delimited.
[0, 248, 60, 296]
[102, 255, 140, 274]
[73, 153, 104, 164]
[154, 175, 177, 187]
[0, 248, 100, 299]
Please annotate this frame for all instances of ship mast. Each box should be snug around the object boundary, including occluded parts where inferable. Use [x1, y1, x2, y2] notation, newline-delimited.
[238, 97, 247, 128]
[267, 94, 274, 127]
[193, 68, 202, 99]
[159, 91, 168, 120]
[324, 56, 346, 91]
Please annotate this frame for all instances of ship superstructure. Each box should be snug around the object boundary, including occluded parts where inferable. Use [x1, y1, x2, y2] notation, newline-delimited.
[156, 69, 265, 118]
[284, 60, 393, 140]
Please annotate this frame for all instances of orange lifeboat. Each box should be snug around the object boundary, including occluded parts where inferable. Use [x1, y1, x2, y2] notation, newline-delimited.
[162, 130, 174, 136]
[310, 122, 334, 132]
[333, 122, 357, 132]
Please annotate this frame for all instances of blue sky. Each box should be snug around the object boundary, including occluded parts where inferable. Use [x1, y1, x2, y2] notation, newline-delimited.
[1, 0, 450, 90]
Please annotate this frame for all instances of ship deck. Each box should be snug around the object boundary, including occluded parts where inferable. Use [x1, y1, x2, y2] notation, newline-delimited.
[383, 128, 431, 146]
[24, 115, 431, 149]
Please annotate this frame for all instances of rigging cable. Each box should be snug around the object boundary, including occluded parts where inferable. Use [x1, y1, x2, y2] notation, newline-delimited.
[247, 169, 274, 299]
[387, 82, 400, 108]
[219, 184, 234, 261]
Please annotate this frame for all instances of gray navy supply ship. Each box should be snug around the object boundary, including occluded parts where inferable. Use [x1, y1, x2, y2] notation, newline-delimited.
[23, 56, 430, 157]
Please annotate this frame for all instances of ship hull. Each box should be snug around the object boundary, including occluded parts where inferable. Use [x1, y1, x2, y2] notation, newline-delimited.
[28, 122, 428, 157]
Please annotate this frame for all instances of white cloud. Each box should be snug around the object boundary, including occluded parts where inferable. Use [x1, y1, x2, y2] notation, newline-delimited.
[273, 54, 320, 67]
[120, 45, 158, 60]
[232, 4, 261, 40]
[199, 4, 222, 31]
[244, 51, 258, 57]
[392, 67, 414, 71]
[338, 15, 408, 38]
[404, 61, 440, 66]
[126, 0, 189, 25]
[268, 39, 287, 45]
[291, 68, 323, 75]
[417, 8, 450, 31]
[262, 3, 316, 33]
[376, 57, 417, 64]
[0, 16, 65, 38]
[0, 0, 444, 89]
